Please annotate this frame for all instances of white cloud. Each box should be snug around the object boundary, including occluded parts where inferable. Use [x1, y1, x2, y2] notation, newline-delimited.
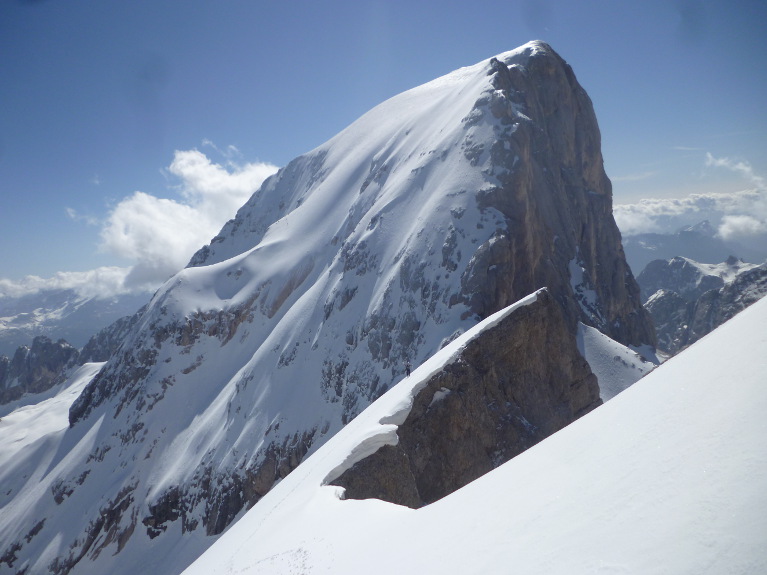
[718, 214, 767, 241]
[615, 154, 767, 245]
[705, 153, 765, 190]
[0, 267, 137, 300]
[65, 207, 99, 227]
[614, 189, 767, 235]
[100, 147, 278, 289]
[2, 146, 279, 301]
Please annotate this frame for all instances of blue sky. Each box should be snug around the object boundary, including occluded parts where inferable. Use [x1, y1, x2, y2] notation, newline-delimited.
[1, 0, 765, 293]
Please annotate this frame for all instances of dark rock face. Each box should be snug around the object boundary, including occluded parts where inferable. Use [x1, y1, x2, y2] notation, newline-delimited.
[459, 47, 654, 349]
[643, 290, 691, 354]
[644, 261, 767, 355]
[332, 289, 601, 508]
[78, 307, 146, 364]
[0, 336, 79, 404]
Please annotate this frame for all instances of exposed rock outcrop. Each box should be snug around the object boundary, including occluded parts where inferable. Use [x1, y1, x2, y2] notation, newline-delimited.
[0, 336, 79, 404]
[332, 289, 600, 508]
[78, 307, 146, 364]
[642, 258, 767, 355]
[457, 49, 654, 348]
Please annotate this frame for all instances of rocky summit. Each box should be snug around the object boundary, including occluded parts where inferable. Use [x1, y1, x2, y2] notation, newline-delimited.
[0, 41, 654, 575]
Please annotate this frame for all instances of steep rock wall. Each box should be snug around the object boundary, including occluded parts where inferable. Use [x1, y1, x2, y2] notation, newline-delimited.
[332, 289, 600, 507]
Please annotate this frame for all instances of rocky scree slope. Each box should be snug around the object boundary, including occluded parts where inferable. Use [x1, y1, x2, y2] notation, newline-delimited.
[0, 41, 653, 575]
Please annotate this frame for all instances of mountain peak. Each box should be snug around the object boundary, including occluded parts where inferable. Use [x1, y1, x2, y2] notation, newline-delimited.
[2, 42, 654, 574]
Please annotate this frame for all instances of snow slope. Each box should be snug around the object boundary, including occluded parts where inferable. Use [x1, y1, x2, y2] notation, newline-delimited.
[0, 363, 105, 570]
[184, 296, 767, 575]
[577, 322, 656, 401]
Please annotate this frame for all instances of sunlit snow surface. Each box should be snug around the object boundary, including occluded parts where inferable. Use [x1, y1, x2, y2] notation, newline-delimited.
[184, 297, 767, 575]
[577, 322, 656, 401]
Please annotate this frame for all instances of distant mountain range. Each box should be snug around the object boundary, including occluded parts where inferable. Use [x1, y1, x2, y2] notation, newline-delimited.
[0, 289, 149, 357]
[621, 220, 767, 275]
[637, 255, 767, 355]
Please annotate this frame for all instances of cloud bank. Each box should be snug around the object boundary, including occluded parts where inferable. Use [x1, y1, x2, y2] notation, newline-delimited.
[100, 148, 278, 289]
[614, 155, 767, 254]
[0, 267, 134, 300]
[1, 146, 278, 301]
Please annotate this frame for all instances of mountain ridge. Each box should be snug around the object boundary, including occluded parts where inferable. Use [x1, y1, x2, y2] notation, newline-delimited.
[0, 41, 654, 575]
[639, 255, 767, 355]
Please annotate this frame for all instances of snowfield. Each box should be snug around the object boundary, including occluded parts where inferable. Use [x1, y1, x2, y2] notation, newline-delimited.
[577, 322, 656, 401]
[183, 295, 767, 575]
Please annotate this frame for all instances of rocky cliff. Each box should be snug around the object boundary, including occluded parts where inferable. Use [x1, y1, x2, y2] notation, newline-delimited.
[640, 257, 767, 355]
[78, 307, 147, 364]
[332, 288, 600, 508]
[0, 41, 654, 575]
[0, 336, 79, 405]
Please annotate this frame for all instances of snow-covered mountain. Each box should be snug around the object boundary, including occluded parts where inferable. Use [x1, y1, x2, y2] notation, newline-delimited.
[0, 41, 655, 574]
[621, 220, 766, 275]
[0, 306, 148, 410]
[0, 336, 79, 408]
[0, 289, 149, 357]
[182, 283, 767, 575]
[639, 255, 767, 355]
[637, 254, 760, 304]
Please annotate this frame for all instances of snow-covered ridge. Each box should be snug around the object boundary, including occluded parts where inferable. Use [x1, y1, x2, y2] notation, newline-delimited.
[681, 255, 759, 283]
[189, 41, 551, 272]
[183, 292, 767, 575]
[637, 255, 759, 304]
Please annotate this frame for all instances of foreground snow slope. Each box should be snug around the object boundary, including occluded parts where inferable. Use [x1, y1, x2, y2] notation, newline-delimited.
[185, 296, 767, 575]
